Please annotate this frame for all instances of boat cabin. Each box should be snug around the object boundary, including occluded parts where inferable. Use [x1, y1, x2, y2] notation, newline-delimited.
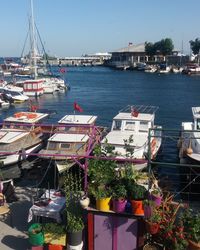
[192, 107, 200, 130]
[46, 133, 90, 158]
[111, 105, 157, 134]
[23, 79, 44, 96]
[2, 112, 49, 130]
[58, 115, 97, 133]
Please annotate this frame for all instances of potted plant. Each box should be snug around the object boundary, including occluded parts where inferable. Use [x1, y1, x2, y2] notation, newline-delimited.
[66, 199, 84, 248]
[129, 183, 147, 215]
[28, 223, 44, 246]
[181, 209, 200, 249]
[143, 200, 154, 219]
[43, 223, 66, 247]
[89, 184, 112, 211]
[150, 188, 162, 206]
[145, 208, 162, 235]
[111, 179, 127, 213]
[88, 144, 117, 212]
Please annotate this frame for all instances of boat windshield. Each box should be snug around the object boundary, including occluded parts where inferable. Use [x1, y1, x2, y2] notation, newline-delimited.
[113, 120, 122, 130]
[197, 119, 200, 130]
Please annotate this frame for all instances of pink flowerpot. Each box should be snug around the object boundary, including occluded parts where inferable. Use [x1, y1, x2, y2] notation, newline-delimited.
[144, 205, 152, 219]
[150, 194, 162, 206]
[112, 199, 127, 213]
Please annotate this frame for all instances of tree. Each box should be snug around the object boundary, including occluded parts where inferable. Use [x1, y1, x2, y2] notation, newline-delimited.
[190, 38, 200, 55]
[145, 38, 174, 57]
[159, 38, 174, 56]
[145, 42, 156, 56]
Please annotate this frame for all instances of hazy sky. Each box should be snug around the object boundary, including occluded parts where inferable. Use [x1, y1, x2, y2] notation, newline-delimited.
[0, 0, 199, 57]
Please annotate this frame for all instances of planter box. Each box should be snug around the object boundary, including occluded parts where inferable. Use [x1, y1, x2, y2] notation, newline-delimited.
[44, 233, 66, 246]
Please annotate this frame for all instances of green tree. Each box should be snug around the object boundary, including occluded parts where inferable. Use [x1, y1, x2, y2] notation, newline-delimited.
[190, 38, 200, 55]
[145, 42, 156, 56]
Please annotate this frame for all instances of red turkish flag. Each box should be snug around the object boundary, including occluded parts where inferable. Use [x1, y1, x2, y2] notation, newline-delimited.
[131, 108, 139, 117]
[74, 102, 83, 112]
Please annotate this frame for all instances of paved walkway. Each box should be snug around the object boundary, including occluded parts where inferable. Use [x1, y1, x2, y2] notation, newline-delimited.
[0, 186, 37, 250]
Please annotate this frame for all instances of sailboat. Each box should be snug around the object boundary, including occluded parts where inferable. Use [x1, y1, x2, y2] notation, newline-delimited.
[22, 0, 67, 96]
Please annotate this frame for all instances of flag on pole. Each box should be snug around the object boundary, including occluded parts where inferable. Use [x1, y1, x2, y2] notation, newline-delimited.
[74, 102, 83, 112]
[131, 107, 139, 117]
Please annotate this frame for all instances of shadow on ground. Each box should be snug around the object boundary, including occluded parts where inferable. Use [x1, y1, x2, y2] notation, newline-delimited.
[1, 235, 30, 250]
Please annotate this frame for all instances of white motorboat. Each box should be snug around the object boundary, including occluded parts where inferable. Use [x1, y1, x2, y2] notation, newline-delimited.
[179, 107, 200, 162]
[101, 105, 162, 170]
[39, 114, 102, 173]
[0, 111, 49, 166]
[0, 95, 10, 109]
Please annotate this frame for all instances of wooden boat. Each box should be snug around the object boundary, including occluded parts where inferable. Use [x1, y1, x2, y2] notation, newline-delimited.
[0, 111, 49, 166]
[101, 105, 162, 170]
[39, 114, 103, 173]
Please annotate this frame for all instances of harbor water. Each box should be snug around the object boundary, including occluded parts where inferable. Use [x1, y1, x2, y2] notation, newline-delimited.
[1, 66, 200, 198]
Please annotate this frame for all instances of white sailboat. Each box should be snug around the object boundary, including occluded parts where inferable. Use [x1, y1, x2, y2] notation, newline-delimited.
[22, 0, 67, 96]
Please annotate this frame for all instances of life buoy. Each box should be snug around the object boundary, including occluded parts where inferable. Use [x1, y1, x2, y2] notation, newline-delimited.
[14, 112, 37, 119]
[151, 138, 157, 158]
[27, 113, 38, 119]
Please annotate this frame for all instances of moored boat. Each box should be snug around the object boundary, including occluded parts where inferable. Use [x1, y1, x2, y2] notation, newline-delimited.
[179, 107, 200, 162]
[39, 114, 103, 173]
[0, 111, 49, 167]
[101, 105, 162, 170]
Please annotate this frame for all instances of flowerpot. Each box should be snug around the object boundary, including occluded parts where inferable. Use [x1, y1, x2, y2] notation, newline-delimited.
[112, 199, 127, 213]
[150, 194, 162, 206]
[131, 200, 144, 216]
[145, 220, 159, 235]
[67, 231, 82, 247]
[48, 244, 63, 250]
[44, 233, 66, 246]
[79, 197, 90, 209]
[96, 197, 111, 212]
[144, 205, 152, 219]
[28, 223, 44, 246]
[188, 240, 200, 250]
[67, 241, 83, 250]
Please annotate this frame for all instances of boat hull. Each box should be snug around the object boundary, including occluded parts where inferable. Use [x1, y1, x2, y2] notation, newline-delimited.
[0, 142, 43, 167]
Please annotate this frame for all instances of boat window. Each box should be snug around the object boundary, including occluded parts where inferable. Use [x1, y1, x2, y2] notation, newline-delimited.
[75, 143, 84, 151]
[197, 119, 200, 130]
[113, 120, 122, 130]
[60, 143, 70, 149]
[125, 121, 135, 131]
[48, 142, 57, 150]
[139, 121, 149, 132]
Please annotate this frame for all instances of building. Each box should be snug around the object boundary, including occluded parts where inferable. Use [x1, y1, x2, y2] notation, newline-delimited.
[106, 43, 165, 69]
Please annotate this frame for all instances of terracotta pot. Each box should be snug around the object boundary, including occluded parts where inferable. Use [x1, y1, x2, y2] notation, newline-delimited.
[188, 240, 200, 250]
[145, 220, 159, 235]
[112, 199, 127, 213]
[131, 200, 144, 216]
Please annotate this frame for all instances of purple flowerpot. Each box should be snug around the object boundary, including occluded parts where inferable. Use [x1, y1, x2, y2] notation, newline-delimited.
[144, 205, 152, 219]
[112, 199, 127, 213]
[150, 194, 162, 206]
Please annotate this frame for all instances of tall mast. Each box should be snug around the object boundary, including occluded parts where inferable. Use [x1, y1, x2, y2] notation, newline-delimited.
[30, 0, 37, 78]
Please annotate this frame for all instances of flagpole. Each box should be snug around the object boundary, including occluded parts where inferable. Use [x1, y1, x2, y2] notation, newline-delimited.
[73, 110, 76, 121]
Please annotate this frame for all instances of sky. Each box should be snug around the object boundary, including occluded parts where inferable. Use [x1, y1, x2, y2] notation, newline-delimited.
[0, 0, 200, 57]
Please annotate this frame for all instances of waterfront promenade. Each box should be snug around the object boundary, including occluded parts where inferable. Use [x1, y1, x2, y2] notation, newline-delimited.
[0, 186, 36, 250]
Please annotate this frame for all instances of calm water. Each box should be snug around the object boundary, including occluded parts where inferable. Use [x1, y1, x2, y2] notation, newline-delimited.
[1, 66, 200, 197]
[1, 66, 200, 129]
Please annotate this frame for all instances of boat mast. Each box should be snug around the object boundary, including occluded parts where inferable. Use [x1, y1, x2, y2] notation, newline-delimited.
[30, 0, 37, 78]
